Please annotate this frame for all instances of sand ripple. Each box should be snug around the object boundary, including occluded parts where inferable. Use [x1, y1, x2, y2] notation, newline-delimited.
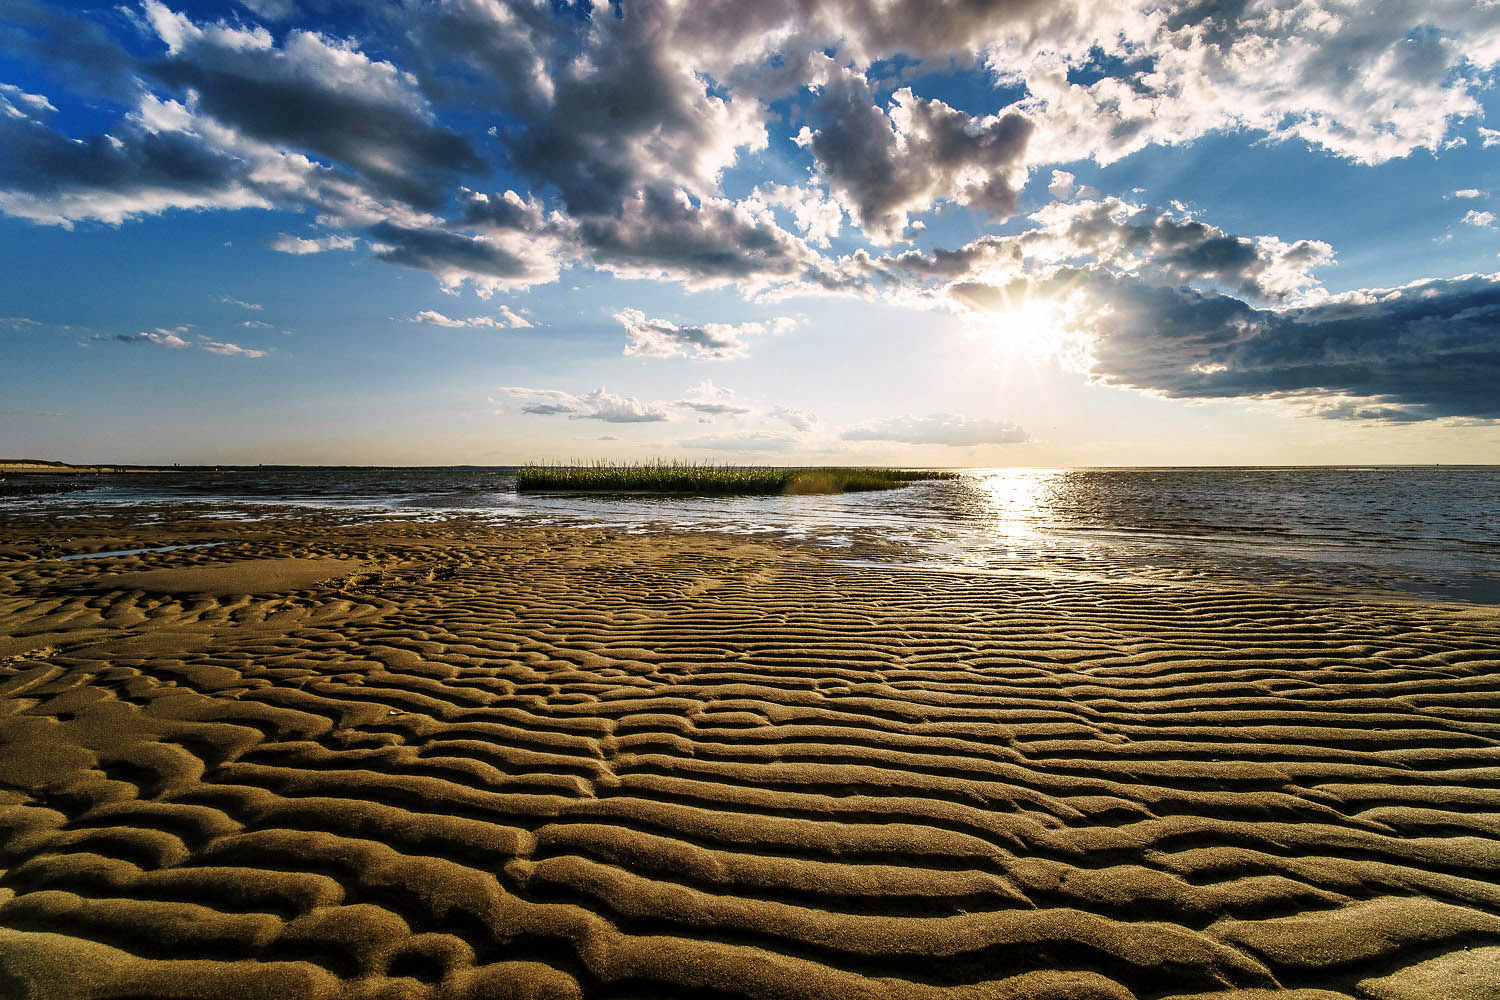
[1, 514, 1498, 999]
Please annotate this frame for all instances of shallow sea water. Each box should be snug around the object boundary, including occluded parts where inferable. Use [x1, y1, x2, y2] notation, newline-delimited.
[8, 466, 1500, 605]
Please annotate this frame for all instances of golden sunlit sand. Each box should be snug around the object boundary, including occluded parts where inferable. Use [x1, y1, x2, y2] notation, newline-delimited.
[2, 511, 1499, 999]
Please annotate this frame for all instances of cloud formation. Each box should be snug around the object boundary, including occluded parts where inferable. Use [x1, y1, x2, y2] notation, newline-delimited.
[115, 327, 267, 358]
[1024, 199, 1335, 303]
[673, 380, 752, 418]
[411, 308, 531, 329]
[615, 308, 795, 360]
[1075, 271, 1500, 421]
[799, 75, 1032, 242]
[141, 1, 479, 210]
[770, 405, 819, 432]
[271, 234, 358, 255]
[3, 0, 1490, 291]
[1, 0, 1495, 434]
[500, 386, 670, 423]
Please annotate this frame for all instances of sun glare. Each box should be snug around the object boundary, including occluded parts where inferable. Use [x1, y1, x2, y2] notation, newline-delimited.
[970, 290, 1093, 371]
[977, 468, 1052, 542]
[974, 294, 1074, 363]
[1001, 300, 1063, 349]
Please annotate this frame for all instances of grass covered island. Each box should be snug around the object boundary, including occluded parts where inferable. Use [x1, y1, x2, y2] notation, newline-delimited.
[516, 461, 960, 495]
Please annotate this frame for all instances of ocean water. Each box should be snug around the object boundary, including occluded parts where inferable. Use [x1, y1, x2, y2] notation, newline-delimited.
[7, 466, 1500, 605]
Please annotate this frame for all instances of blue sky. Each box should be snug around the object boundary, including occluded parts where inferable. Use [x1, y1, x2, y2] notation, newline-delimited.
[2, 0, 1498, 466]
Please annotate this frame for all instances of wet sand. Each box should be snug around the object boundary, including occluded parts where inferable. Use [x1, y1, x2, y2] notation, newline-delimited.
[1, 510, 1499, 999]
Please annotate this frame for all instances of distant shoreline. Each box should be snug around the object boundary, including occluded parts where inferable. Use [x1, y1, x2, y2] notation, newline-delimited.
[0, 460, 168, 475]
[4, 460, 1499, 474]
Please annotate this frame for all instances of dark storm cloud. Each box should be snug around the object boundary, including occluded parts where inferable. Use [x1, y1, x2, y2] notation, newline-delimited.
[1079, 272, 1500, 421]
[802, 72, 1032, 241]
[0, 109, 262, 226]
[397, 0, 581, 116]
[575, 187, 818, 290]
[0, 114, 230, 195]
[851, 198, 1333, 310]
[2, 0, 1497, 318]
[457, 188, 547, 232]
[368, 221, 557, 289]
[402, 1, 767, 219]
[1029, 199, 1334, 302]
[142, 5, 480, 210]
[502, 7, 762, 216]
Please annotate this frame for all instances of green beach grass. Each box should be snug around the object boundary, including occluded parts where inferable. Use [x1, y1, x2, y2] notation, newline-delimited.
[517, 461, 959, 495]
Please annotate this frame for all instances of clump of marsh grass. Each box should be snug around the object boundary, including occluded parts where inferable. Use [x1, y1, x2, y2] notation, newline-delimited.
[517, 460, 958, 495]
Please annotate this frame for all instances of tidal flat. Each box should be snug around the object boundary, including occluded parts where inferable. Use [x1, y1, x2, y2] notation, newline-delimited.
[2, 508, 1499, 999]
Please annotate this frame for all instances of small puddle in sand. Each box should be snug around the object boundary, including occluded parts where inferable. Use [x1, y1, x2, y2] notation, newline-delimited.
[54, 542, 223, 561]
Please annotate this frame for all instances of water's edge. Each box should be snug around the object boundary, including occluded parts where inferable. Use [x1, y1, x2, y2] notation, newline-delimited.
[6, 466, 1499, 605]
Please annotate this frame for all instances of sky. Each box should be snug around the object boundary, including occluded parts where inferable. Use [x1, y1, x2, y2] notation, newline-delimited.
[2, 0, 1499, 467]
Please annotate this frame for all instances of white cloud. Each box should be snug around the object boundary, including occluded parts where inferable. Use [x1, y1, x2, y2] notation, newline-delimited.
[1449, 189, 1487, 200]
[753, 184, 845, 247]
[270, 233, 359, 255]
[1480, 127, 1500, 148]
[411, 308, 530, 329]
[219, 295, 262, 310]
[770, 405, 819, 432]
[500, 386, 670, 423]
[1461, 210, 1496, 228]
[615, 307, 796, 361]
[1025, 198, 1334, 303]
[199, 339, 268, 357]
[0, 84, 56, 121]
[135, 328, 191, 349]
[496, 305, 532, 328]
[674, 379, 752, 418]
[1010, 3, 1500, 168]
[853, 197, 1335, 318]
[115, 327, 266, 358]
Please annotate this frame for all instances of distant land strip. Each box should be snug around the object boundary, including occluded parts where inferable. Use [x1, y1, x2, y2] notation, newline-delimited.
[0, 460, 168, 474]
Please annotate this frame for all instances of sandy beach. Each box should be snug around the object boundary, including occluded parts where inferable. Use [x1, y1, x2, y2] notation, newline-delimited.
[2, 510, 1499, 1000]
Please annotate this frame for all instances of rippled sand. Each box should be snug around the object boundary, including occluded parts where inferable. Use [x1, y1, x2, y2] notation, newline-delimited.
[2, 512, 1499, 1000]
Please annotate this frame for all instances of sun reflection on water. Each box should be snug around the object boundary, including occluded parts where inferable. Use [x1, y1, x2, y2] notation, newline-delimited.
[971, 468, 1060, 545]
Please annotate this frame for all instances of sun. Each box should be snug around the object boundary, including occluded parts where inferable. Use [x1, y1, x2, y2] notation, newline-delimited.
[968, 289, 1092, 370]
[998, 299, 1064, 350]
[972, 294, 1073, 364]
